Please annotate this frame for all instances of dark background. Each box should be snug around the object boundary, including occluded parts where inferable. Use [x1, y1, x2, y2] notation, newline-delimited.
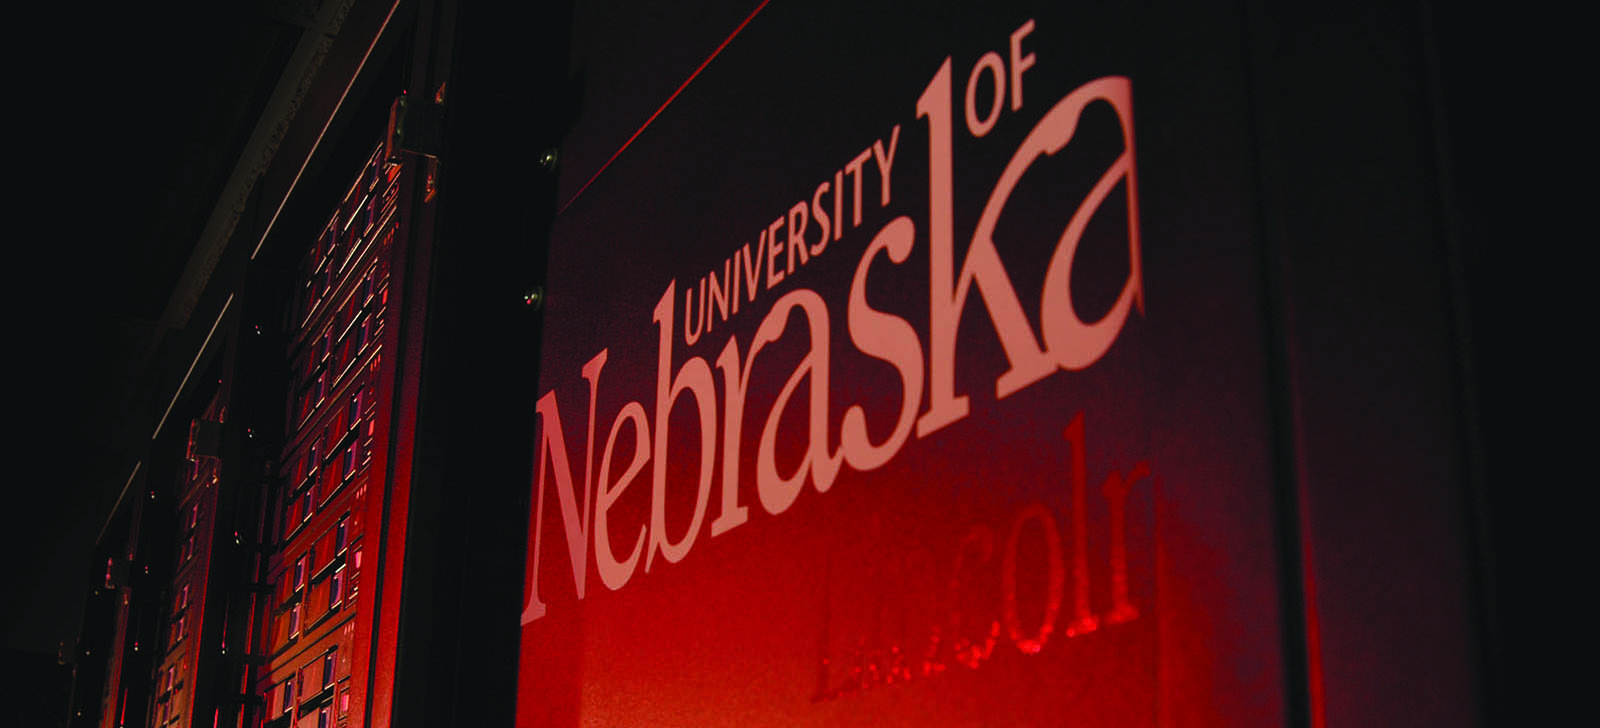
[4, 0, 1574, 724]
[9, 2, 311, 660]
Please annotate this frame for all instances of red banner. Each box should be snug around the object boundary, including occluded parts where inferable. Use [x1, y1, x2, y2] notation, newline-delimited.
[520, 4, 1288, 725]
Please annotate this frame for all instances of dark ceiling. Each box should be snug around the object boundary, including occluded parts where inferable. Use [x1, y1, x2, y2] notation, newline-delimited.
[12, 0, 334, 658]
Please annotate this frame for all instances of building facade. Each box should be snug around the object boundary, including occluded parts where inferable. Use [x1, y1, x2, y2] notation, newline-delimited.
[256, 143, 404, 728]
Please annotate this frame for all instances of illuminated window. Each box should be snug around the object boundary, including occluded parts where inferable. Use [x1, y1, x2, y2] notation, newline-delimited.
[338, 330, 355, 375]
[282, 677, 295, 716]
[348, 547, 362, 601]
[317, 706, 332, 728]
[340, 440, 357, 480]
[329, 567, 343, 610]
[284, 495, 299, 537]
[293, 554, 308, 591]
[347, 389, 363, 431]
[365, 187, 379, 229]
[350, 441, 362, 476]
[322, 224, 337, 259]
[334, 516, 349, 554]
[322, 648, 337, 688]
[301, 284, 317, 325]
[289, 603, 302, 638]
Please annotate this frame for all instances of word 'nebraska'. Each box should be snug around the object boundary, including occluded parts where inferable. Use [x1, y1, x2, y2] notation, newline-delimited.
[522, 64, 1142, 625]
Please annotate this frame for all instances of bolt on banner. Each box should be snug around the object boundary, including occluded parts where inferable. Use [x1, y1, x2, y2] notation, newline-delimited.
[520, 2, 1288, 726]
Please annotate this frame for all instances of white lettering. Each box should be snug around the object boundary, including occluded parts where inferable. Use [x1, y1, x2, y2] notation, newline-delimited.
[871, 125, 901, 207]
[521, 351, 607, 624]
[649, 284, 719, 569]
[595, 401, 649, 590]
[840, 216, 922, 471]
[965, 52, 1006, 137]
[754, 290, 842, 514]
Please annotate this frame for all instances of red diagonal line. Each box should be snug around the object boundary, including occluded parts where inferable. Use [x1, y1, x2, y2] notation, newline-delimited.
[559, 0, 772, 215]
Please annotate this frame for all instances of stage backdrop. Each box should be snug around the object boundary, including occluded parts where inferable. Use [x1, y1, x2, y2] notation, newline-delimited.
[519, 2, 1292, 725]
